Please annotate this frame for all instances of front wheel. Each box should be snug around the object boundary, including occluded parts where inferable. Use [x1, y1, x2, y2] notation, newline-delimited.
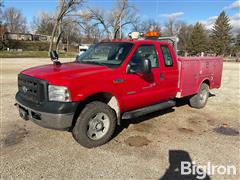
[189, 83, 209, 109]
[72, 101, 117, 148]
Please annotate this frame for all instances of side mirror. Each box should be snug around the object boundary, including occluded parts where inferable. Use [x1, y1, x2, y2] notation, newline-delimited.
[126, 64, 138, 74]
[142, 59, 151, 74]
[49, 50, 61, 65]
[126, 59, 151, 74]
[50, 50, 58, 60]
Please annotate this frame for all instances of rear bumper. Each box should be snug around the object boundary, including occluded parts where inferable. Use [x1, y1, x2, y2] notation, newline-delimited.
[15, 93, 78, 130]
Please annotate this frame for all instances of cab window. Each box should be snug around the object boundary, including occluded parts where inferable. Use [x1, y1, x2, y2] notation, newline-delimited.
[161, 45, 173, 67]
[128, 45, 159, 72]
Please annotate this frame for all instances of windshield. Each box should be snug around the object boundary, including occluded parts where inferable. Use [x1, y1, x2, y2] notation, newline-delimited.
[76, 42, 133, 67]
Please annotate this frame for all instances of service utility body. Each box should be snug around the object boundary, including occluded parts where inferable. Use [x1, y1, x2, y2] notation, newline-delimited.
[15, 31, 223, 148]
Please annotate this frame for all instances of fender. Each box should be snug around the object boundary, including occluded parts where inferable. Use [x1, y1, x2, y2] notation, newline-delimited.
[77, 91, 122, 125]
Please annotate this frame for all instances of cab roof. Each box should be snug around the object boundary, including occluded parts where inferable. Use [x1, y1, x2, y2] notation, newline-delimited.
[102, 39, 172, 46]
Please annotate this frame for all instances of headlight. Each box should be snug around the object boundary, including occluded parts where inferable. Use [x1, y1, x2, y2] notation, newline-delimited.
[48, 85, 71, 102]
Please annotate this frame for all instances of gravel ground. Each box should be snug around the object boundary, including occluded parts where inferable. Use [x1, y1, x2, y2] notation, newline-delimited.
[0, 58, 239, 179]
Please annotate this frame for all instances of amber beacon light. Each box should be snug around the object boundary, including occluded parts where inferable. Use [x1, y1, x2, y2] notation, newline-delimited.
[145, 31, 160, 37]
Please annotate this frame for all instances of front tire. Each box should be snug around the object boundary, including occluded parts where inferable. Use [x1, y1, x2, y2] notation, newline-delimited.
[72, 101, 117, 148]
[189, 83, 209, 109]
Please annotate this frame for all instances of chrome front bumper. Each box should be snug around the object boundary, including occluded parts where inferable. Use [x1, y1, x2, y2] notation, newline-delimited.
[16, 101, 74, 130]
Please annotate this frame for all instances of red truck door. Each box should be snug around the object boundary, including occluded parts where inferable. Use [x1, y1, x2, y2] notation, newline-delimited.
[157, 44, 178, 99]
[122, 43, 170, 111]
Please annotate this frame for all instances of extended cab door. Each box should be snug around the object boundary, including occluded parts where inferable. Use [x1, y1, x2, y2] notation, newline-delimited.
[157, 44, 178, 99]
[122, 43, 167, 111]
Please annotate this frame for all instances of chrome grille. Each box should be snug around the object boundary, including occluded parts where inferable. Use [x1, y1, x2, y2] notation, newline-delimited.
[18, 74, 47, 103]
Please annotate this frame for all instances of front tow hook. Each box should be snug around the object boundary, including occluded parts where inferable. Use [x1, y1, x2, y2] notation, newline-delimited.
[15, 103, 29, 121]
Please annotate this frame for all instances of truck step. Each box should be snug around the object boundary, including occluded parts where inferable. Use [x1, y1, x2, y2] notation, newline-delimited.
[122, 100, 176, 119]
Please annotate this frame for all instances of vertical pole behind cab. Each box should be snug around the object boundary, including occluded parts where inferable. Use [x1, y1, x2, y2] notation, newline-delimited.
[158, 36, 178, 55]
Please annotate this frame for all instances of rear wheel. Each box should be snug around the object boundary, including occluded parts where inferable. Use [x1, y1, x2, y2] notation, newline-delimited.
[72, 101, 116, 148]
[189, 83, 209, 109]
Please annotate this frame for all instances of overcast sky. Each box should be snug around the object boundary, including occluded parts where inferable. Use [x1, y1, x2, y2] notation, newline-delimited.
[3, 0, 240, 34]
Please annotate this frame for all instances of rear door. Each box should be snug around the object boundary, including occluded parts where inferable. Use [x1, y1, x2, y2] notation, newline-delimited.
[157, 44, 178, 99]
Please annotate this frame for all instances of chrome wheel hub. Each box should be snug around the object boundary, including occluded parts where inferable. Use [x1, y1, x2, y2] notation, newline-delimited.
[95, 121, 104, 131]
[200, 89, 208, 104]
[87, 112, 110, 140]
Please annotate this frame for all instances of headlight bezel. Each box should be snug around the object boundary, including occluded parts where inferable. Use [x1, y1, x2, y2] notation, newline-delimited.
[48, 85, 71, 102]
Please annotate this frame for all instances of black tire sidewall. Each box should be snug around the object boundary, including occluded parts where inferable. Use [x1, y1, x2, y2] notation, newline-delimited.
[190, 83, 209, 108]
[198, 83, 209, 107]
[72, 101, 117, 148]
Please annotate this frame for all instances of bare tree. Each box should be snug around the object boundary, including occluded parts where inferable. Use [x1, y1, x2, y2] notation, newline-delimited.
[0, 0, 5, 45]
[78, 20, 102, 43]
[177, 23, 193, 55]
[84, 8, 111, 38]
[109, 0, 137, 39]
[32, 12, 54, 35]
[61, 18, 82, 48]
[3, 7, 27, 33]
[163, 17, 183, 36]
[0, 0, 4, 24]
[132, 19, 161, 34]
[164, 19, 175, 36]
[84, 0, 137, 39]
[49, 0, 84, 52]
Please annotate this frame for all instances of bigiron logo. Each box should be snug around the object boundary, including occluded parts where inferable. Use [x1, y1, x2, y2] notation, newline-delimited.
[181, 161, 237, 179]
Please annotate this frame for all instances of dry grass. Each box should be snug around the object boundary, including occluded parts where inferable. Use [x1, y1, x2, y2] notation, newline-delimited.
[0, 51, 77, 58]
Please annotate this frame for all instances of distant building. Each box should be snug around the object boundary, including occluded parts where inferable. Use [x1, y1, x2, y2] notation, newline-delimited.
[0, 25, 7, 39]
[2, 32, 55, 42]
[32, 34, 52, 42]
[3, 32, 33, 41]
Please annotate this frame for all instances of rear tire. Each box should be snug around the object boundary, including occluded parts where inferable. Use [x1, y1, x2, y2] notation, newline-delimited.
[72, 101, 117, 148]
[189, 83, 209, 109]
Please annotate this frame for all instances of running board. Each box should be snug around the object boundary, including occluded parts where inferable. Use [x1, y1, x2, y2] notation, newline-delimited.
[122, 100, 176, 119]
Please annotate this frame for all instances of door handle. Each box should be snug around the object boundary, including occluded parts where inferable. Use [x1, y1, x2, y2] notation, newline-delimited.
[206, 62, 209, 68]
[160, 73, 164, 80]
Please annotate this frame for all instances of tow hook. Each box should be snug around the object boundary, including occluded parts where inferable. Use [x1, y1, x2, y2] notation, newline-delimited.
[19, 108, 29, 121]
[15, 103, 29, 121]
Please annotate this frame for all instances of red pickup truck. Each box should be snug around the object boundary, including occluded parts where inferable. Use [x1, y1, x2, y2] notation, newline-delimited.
[15, 33, 223, 148]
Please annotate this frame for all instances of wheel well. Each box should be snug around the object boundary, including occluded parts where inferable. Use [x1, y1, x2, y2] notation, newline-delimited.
[84, 92, 114, 103]
[70, 92, 121, 130]
[203, 79, 210, 87]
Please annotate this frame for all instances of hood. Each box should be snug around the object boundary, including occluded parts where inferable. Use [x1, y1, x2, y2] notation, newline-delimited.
[21, 62, 111, 83]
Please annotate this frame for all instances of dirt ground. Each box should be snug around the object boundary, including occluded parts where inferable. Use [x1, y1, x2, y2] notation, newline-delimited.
[0, 58, 239, 179]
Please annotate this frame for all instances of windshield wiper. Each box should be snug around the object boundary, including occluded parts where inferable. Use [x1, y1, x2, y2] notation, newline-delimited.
[80, 61, 107, 67]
